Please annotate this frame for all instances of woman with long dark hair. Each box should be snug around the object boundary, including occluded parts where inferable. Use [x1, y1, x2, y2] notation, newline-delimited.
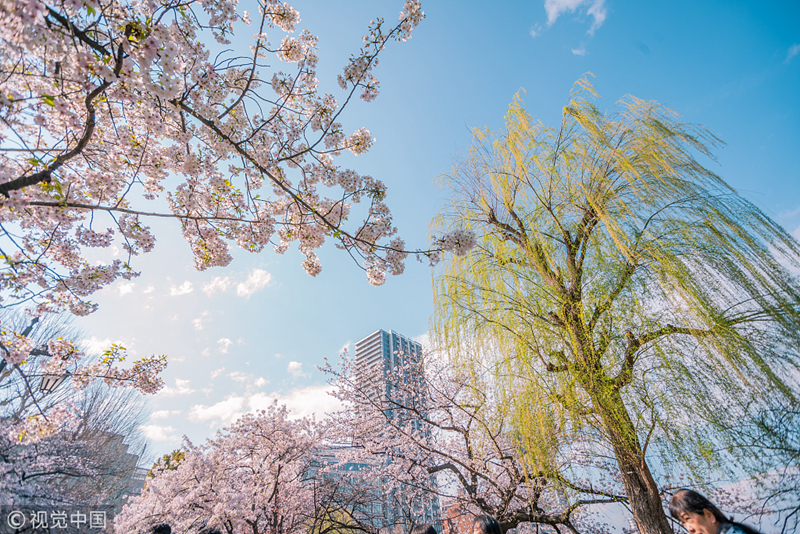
[409, 524, 437, 534]
[669, 489, 761, 534]
[472, 515, 503, 534]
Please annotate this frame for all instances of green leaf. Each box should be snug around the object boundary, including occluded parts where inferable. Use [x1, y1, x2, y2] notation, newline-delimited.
[41, 95, 55, 107]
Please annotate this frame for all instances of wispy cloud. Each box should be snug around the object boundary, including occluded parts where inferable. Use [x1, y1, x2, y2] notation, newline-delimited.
[786, 43, 800, 64]
[572, 46, 587, 56]
[237, 269, 272, 297]
[228, 371, 250, 382]
[189, 385, 344, 427]
[202, 276, 231, 296]
[140, 424, 179, 441]
[218, 338, 233, 354]
[287, 361, 306, 378]
[118, 282, 135, 296]
[169, 281, 193, 296]
[249, 385, 344, 419]
[200, 269, 272, 298]
[190, 396, 246, 426]
[82, 336, 132, 356]
[192, 311, 210, 331]
[412, 333, 430, 350]
[210, 367, 225, 379]
[151, 410, 180, 420]
[159, 378, 196, 397]
[544, 0, 607, 34]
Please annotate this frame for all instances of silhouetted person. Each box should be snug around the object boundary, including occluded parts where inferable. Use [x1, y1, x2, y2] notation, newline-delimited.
[669, 489, 762, 534]
[472, 515, 503, 534]
[409, 524, 437, 534]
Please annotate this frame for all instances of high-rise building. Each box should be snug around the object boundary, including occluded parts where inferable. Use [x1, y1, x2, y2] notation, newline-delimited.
[352, 329, 440, 532]
[354, 329, 422, 388]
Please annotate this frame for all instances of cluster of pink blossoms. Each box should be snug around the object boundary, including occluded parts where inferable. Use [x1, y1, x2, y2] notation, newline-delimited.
[116, 403, 317, 534]
[0, 0, 478, 437]
[0, 0, 435, 323]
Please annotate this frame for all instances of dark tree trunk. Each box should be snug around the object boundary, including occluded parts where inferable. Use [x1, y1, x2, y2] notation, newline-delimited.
[593, 388, 674, 534]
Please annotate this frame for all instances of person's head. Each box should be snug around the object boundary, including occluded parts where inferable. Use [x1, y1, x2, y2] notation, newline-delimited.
[669, 490, 728, 534]
[472, 515, 503, 534]
[151, 525, 171, 534]
[409, 524, 437, 534]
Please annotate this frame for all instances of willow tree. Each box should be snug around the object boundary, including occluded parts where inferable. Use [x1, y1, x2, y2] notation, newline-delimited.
[432, 79, 800, 534]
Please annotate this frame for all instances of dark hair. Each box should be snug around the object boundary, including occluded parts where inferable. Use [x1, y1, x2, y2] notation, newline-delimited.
[151, 525, 171, 534]
[669, 489, 762, 534]
[409, 524, 437, 534]
[472, 515, 503, 534]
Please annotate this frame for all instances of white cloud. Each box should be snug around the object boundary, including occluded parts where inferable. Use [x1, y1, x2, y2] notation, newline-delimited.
[189, 396, 245, 425]
[202, 348, 211, 357]
[210, 367, 225, 379]
[412, 333, 430, 350]
[169, 281, 194, 296]
[585, 0, 606, 33]
[159, 378, 196, 397]
[228, 371, 250, 382]
[544, 0, 606, 34]
[236, 269, 272, 297]
[202, 276, 231, 296]
[250, 385, 344, 419]
[786, 43, 800, 64]
[143, 286, 154, 294]
[255, 377, 267, 387]
[187, 385, 344, 427]
[218, 338, 233, 354]
[192, 311, 210, 331]
[140, 424, 178, 441]
[151, 410, 180, 420]
[572, 46, 587, 56]
[82, 336, 130, 356]
[287, 361, 306, 378]
[118, 282, 135, 296]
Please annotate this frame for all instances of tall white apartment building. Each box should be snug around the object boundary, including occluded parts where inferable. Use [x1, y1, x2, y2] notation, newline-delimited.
[354, 329, 423, 405]
[353, 329, 440, 532]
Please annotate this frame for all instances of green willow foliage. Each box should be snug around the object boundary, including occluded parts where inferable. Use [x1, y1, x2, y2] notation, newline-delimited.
[432, 78, 800, 533]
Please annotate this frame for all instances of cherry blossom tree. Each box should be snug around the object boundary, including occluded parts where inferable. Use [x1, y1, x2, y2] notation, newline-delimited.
[322, 350, 628, 534]
[0, 313, 165, 442]
[0, 0, 432, 307]
[0, 0, 480, 438]
[116, 402, 319, 534]
[1, 366, 150, 508]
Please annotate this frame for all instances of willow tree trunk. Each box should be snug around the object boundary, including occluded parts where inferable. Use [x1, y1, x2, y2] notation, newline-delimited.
[592, 387, 673, 534]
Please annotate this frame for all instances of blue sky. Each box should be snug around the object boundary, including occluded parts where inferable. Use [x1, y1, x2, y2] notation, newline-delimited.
[71, 0, 800, 455]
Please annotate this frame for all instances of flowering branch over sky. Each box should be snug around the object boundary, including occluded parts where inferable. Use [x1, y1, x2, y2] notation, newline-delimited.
[0, 0, 477, 425]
